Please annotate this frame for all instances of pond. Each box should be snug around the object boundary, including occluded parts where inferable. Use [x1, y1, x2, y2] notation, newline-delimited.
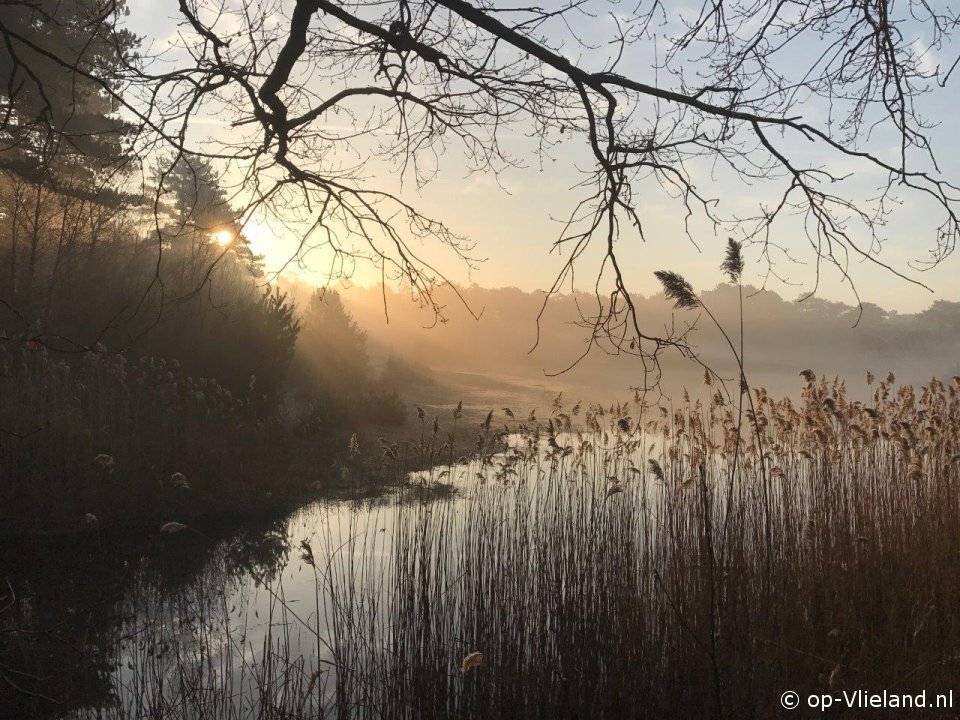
[5, 429, 672, 719]
[6, 397, 956, 720]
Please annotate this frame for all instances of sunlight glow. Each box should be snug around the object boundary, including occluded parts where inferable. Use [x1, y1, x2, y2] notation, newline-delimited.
[210, 229, 234, 246]
[240, 220, 271, 255]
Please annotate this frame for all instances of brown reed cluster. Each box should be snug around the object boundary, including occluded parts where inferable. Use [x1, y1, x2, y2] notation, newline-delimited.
[315, 371, 960, 719]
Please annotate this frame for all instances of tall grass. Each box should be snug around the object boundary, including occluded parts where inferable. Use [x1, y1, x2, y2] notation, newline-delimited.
[0, 341, 289, 529]
[53, 371, 960, 719]
[314, 375, 960, 718]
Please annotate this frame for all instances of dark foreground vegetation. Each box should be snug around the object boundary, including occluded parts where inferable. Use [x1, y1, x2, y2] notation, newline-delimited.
[0, 0, 417, 535]
[0, 117, 413, 533]
[4, 373, 960, 719]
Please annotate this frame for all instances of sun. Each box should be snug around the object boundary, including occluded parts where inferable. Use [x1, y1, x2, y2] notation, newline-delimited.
[210, 229, 234, 246]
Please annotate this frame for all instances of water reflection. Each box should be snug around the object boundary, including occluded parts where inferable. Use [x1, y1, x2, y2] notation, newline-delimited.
[1, 431, 644, 719]
[0, 511, 299, 718]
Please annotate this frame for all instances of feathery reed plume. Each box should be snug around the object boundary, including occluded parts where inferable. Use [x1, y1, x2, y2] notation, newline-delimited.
[721, 237, 744, 283]
[170, 472, 190, 490]
[461, 651, 484, 672]
[299, 539, 315, 567]
[93, 453, 117, 472]
[482, 410, 494, 431]
[648, 458, 665, 482]
[605, 484, 624, 500]
[653, 270, 699, 309]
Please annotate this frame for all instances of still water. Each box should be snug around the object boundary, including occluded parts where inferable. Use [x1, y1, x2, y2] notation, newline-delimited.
[4, 431, 656, 718]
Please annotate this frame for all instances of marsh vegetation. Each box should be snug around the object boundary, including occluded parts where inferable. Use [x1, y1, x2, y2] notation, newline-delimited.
[3, 0, 960, 717]
[6, 373, 960, 718]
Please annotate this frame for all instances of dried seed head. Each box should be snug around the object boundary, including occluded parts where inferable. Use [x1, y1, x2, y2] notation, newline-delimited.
[648, 458, 665, 482]
[461, 651, 484, 672]
[654, 270, 698, 309]
[721, 237, 745, 283]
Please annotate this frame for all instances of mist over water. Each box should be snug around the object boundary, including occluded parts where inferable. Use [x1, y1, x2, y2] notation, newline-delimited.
[286, 281, 960, 406]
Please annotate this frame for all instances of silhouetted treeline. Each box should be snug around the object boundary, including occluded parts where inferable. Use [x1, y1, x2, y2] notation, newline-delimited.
[0, 1, 393, 507]
[0, 154, 425, 527]
[0, 159, 300, 396]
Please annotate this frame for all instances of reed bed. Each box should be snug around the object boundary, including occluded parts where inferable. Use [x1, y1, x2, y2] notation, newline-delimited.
[314, 373, 960, 718]
[0, 342, 286, 527]
[105, 551, 320, 720]
[61, 373, 960, 718]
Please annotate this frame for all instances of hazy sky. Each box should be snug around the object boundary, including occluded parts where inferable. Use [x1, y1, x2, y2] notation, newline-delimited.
[126, 1, 960, 313]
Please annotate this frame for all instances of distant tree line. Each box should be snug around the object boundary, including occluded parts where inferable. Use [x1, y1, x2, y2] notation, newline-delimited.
[340, 283, 960, 399]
